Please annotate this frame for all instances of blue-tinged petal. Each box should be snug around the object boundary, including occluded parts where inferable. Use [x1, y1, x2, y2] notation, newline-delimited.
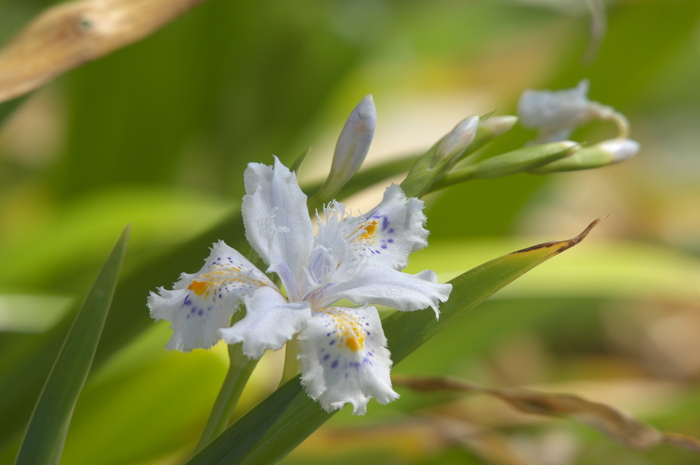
[518, 80, 628, 143]
[320, 266, 451, 317]
[347, 184, 428, 270]
[298, 306, 398, 415]
[218, 286, 312, 358]
[242, 157, 314, 300]
[148, 241, 273, 352]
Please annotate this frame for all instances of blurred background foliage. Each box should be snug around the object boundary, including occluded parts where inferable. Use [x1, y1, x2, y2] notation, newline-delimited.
[1, 0, 700, 464]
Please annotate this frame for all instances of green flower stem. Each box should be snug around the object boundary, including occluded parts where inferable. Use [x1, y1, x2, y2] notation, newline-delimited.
[195, 342, 258, 452]
[279, 337, 300, 386]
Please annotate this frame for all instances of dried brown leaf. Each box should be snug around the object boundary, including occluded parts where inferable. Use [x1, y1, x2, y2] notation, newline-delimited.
[0, 0, 209, 103]
[393, 374, 699, 454]
[663, 432, 700, 453]
[513, 215, 607, 255]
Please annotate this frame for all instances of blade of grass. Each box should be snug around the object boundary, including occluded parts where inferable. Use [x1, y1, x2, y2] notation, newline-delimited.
[186, 219, 603, 465]
[14, 226, 130, 465]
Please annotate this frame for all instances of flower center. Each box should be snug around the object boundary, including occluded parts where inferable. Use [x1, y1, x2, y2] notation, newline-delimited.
[188, 280, 209, 296]
[359, 220, 378, 240]
[327, 310, 365, 351]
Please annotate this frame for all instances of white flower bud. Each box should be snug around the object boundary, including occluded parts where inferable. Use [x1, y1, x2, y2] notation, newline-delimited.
[479, 115, 518, 138]
[596, 138, 639, 163]
[435, 115, 480, 165]
[328, 94, 376, 187]
[309, 95, 377, 207]
[531, 138, 639, 173]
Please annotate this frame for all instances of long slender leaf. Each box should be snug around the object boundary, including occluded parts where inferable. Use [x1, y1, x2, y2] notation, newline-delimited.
[187, 219, 602, 465]
[14, 226, 130, 465]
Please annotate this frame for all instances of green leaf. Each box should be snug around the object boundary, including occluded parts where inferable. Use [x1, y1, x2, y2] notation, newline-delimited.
[186, 219, 603, 465]
[14, 226, 130, 465]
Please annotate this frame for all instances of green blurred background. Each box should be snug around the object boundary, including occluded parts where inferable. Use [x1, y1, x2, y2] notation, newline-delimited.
[1, 0, 700, 464]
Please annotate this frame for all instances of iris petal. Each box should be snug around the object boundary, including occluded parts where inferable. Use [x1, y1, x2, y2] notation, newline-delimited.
[347, 184, 429, 270]
[219, 286, 312, 358]
[148, 240, 273, 351]
[242, 157, 314, 300]
[298, 306, 398, 415]
[320, 266, 451, 317]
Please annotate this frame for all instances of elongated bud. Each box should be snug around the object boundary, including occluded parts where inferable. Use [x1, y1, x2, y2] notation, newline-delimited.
[434, 115, 480, 166]
[471, 141, 578, 178]
[597, 138, 639, 163]
[328, 94, 376, 186]
[432, 141, 578, 191]
[461, 115, 518, 165]
[479, 115, 518, 138]
[309, 95, 376, 208]
[531, 138, 639, 173]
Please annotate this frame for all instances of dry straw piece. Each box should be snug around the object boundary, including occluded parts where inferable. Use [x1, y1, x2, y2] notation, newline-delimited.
[0, 0, 209, 104]
[393, 374, 700, 454]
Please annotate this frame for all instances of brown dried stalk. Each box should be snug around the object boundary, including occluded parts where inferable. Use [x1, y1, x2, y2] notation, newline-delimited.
[0, 0, 210, 103]
[393, 374, 700, 454]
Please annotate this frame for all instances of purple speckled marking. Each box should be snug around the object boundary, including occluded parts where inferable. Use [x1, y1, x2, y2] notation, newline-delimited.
[323, 354, 330, 361]
[329, 340, 336, 346]
[331, 359, 339, 369]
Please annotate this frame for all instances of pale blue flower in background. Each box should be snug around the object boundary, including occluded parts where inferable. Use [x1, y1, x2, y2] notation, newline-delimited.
[517, 80, 639, 170]
[518, 79, 629, 143]
[148, 158, 451, 414]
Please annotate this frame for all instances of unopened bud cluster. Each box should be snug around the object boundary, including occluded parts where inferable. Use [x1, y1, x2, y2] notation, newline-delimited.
[307, 82, 638, 203]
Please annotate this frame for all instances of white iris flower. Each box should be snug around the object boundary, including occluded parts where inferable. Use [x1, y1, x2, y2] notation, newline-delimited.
[148, 157, 452, 414]
[518, 79, 629, 143]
